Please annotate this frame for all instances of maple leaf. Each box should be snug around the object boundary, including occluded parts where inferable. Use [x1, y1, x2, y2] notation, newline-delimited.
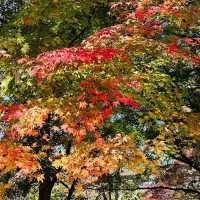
[126, 25, 134, 34]
[61, 124, 69, 132]
[86, 88, 98, 95]
[36, 174, 45, 183]
[80, 81, 95, 87]
[75, 183, 83, 197]
[77, 129, 86, 137]
[17, 57, 30, 65]
[112, 101, 120, 107]
[103, 106, 112, 118]
[7, 130, 17, 138]
[75, 136, 83, 145]
[102, 79, 116, 90]
[2, 104, 26, 122]
[26, 129, 38, 136]
[184, 38, 194, 45]
[135, 8, 144, 21]
[78, 101, 87, 109]
[118, 97, 141, 109]
[0, 104, 4, 112]
[126, 80, 141, 91]
[111, 91, 121, 99]
[192, 55, 200, 64]
[96, 137, 104, 146]
[146, 8, 154, 17]
[21, 47, 123, 80]
[31, 66, 46, 79]
[97, 93, 109, 104]
[167, 44, 178, 54]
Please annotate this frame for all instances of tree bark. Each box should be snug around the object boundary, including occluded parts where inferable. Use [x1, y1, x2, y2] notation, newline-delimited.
[39, 175, 57, 200]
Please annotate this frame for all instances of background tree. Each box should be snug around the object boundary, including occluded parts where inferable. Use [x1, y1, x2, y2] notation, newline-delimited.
[0, 0, 115, 56]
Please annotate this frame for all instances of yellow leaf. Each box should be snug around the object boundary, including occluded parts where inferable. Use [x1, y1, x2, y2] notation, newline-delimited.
[36, 174, 45, 183]
[75, 183, 83, 197]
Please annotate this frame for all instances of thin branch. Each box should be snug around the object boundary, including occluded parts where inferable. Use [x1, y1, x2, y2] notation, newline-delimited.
[60, 181, 69, 189]
[86, 186, 200, 195]
[66, 179, 78, 200]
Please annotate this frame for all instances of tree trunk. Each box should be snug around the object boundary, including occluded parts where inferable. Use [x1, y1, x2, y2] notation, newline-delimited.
[39, 175, 57, 200]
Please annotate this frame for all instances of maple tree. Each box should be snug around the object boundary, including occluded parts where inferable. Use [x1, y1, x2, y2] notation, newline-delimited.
[0, 0, 200, 199]
[0, 0, 114, 56]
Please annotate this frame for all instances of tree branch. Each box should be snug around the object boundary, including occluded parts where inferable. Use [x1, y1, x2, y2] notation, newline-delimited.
[136, 186, 200, 195]
[173, 154, 200, 173]
[67, 4, 97, 47]
[65, 179, 78, 200]
[86, 186, 200, 195]
[60, 181, 69, 189]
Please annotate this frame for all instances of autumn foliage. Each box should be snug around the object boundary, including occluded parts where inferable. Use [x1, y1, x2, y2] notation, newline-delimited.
[0, 0, 199, 199]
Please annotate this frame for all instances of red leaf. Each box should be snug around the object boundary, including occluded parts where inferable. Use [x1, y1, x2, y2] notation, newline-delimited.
[167, 44, 178, 54]
[111, 91, 121, 99]
[112, 101, 120, 107]
[0, 104, 4, 112]
[80, 81, 95, 87]
[2, 104, 25, 122]
[86, 88, 98, 95]
[103, 107, 112, 118]
[135, 8, 144, 21]
[97, 93, 109, 104]
[118, 97, 141, 109]
[96, 137, 104, 146]
[146, 8, 154, 17]
[7, 130, 17, 138]
[127, 26, 134, 34]
[90, 96, 99, 105]
[192, 55, 200, 64]
[184, 38, 193, 45]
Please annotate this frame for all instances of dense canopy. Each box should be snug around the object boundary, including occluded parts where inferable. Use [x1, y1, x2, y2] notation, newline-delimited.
[0, 0, 200, 200]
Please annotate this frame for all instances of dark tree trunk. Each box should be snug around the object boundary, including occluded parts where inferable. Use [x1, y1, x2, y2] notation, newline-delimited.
[39, 175, 57, 200]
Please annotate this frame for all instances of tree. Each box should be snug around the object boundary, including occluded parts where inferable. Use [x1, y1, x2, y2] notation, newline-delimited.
[0, 0, 200, 199]
[0, 0, 115, 56]
[0, 0, 23, 25]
